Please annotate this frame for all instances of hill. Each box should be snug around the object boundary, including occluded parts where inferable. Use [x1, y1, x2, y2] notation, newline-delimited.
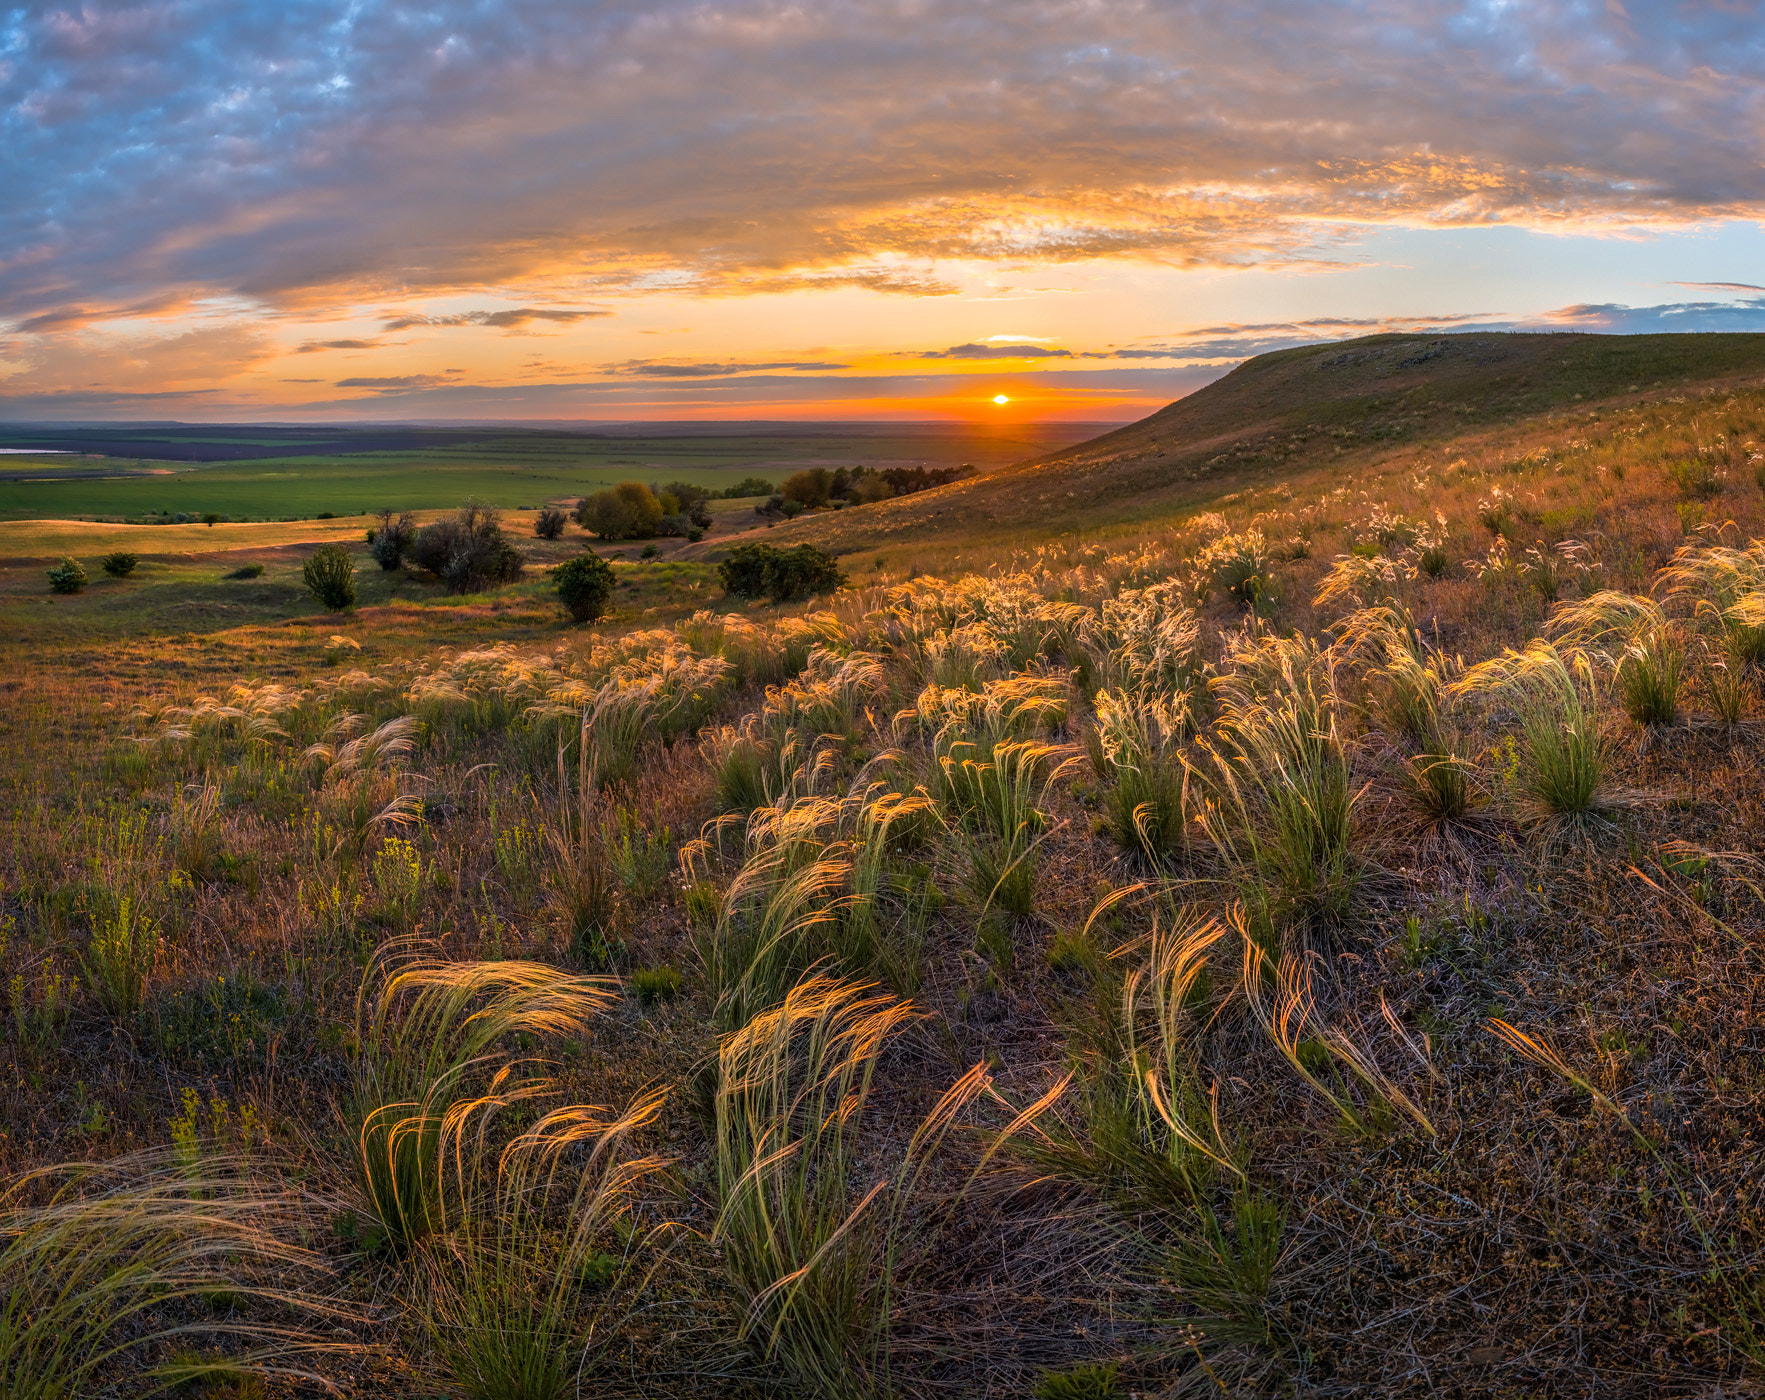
[749, 330, 1765, 556]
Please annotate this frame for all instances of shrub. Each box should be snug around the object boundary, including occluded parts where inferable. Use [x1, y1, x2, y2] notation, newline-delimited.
[302, 544, 357, 611]
[575, 482, 662, 540]
[533, 506, 568, 539]
[718, 543, 847, 602]
[781, 467, 833, 508]
[554, 552, 615, 624]
[224, 563, 265, 580]
[46, 557, 87, 594]
[368, 508, 416, 569]
[200, 512, 222, 526]
[640, 543, 660, 560]
[658, 481, 714, 527]
[721, 476, 775, 498]
[100, 551, 138, 578]
[409, 499, 524, 594]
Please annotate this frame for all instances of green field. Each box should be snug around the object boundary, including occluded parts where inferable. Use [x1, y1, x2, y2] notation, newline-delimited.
[0, 423, 1111, 521]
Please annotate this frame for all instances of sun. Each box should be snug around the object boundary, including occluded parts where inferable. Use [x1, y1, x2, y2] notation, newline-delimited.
[991, 393, 1010, 405]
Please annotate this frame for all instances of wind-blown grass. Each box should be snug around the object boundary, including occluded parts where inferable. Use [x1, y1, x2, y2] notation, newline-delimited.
[1450, 640, 1608, 823]
[350, 947, 619, 1250]
[1547, 590, 1686, 727]
[1186, 636, 1361, 925]
[712, 976, 988, 1398]
[421, 1089, 672, 1400]
[0, 1152, 334, 1398]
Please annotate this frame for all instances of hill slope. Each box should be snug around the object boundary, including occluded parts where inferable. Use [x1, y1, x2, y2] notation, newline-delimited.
[755, 330, 1765, 556]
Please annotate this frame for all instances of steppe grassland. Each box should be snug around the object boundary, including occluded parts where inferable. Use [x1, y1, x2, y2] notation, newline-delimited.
[0, 422, 1096, 522]
[2, 377, 1765, 1395]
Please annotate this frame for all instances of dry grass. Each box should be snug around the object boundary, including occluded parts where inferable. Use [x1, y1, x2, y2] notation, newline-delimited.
[3, 345, 1765, 1394]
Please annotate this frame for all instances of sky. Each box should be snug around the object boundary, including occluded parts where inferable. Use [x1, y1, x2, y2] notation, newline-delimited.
[4, 0, 1765, 423]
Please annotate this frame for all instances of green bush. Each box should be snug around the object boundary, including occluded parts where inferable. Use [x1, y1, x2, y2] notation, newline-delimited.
[302, 543, 357, 611]
[554, 552, 615, 623]
[409, 500, 524, 593]
[720, 476, 775, 498]
[533, 506, 568, 539]
[575, 482, 662, 540]
[100, 551, 138, 578]
[658, 481, 713, 528]
[46, 557, 87, 594]
[718, 543, 847, 602]
[781, 467, 833, 508]
[369, 508, 416, 569]
[224, 563, 265, 580]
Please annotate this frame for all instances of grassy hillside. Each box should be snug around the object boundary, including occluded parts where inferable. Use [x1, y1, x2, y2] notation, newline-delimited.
[4, 334, 1765, 1394]
[747, 330, 1765, 558]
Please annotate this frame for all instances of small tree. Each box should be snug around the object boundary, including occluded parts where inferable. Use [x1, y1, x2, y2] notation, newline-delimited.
[659, 481, 714, 528]
[721, 476, 775, 499]
[718, 543, 846, 603]
[46, 557, 87, 594]
[409, 499, 525, 594]
[781, 468, 833, 509]
[575, 482, 663, 541]
[100, 551, 139, 578]
[369, 509, 417, 570]
[534, 507, 568, 539]
[555, 552, 616, 623]
[768, 543, 846, 601]
[303, 543, 357, 611]
[200, 512, 222, 527]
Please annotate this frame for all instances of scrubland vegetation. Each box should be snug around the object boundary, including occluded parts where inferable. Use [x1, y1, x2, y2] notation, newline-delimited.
[7, 336, 1765, 1395]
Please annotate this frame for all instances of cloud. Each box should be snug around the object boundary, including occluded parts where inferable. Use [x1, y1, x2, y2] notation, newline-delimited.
[6, 0, 1765, 329]
[1670, 282, 1765, 294]
[1524, 298, 1765, 333]
[916, 343, 1074, 360]
[335, 374, 460, 390]
[297, 339, 380, 352]
[604, 360, 852, 377]
[0, 323, 276, 396]
[380, 308, 610, 331]
[162, 366, 1225, 419]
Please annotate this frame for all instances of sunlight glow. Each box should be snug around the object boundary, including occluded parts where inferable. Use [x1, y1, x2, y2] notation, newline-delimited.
[992, 394, 1010, 405]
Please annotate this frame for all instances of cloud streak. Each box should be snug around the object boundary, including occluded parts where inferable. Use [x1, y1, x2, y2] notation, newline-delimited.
[603, 360, 852, 377]
[380, 308, 609, 331]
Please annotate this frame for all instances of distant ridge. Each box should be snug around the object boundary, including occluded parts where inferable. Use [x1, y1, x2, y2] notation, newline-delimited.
[763, 331, 1765, 552]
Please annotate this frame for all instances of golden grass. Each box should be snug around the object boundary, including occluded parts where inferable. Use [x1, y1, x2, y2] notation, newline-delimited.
[5, 344, 1765, 1394]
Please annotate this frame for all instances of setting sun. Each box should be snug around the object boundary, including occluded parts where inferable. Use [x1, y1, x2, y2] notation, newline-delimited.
[992, 394, 1010, 405]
